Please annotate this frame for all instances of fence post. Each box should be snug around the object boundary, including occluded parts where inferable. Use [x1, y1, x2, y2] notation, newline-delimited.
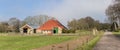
[87, 38, 89, 43]
[51, 45, 55, 50]
[67, 43, 69, 50]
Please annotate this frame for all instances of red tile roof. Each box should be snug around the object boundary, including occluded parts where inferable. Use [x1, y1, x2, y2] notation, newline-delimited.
[38, 19, 65, 30]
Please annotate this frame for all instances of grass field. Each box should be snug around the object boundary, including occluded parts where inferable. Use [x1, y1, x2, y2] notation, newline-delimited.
[0, 35, 77, 50]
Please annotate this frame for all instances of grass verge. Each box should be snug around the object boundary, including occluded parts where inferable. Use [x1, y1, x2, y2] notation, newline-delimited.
[76, 31, 103, 50]
[113, 31, 120, 38]
[113, 31, 120, 35]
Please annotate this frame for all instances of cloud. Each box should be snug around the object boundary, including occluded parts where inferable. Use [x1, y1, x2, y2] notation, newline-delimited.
[42, 0, 112, 26]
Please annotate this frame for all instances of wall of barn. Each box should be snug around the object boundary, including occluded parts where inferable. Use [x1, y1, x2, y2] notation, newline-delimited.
[20, 28, 34, 34]
[58, 27, 62, 34]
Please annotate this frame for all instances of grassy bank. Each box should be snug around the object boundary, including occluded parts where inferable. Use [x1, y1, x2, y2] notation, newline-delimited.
[113, 31, 120, 35]
[76, 31, 103, 50]
[0, 35, 77, 50]
[113, 31, 120, 38]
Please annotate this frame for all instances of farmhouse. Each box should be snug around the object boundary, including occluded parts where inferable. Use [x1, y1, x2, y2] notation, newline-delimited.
[37, 19, 66, 34]
[20, 24, 37, 34]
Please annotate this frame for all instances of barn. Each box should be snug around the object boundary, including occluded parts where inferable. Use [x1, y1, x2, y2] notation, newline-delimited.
[20, 24, 37, 34]
[37, 19, 66, 34]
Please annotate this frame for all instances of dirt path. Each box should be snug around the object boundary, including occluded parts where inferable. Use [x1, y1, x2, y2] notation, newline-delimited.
[33, 35, 91, 50]
[93, 32, 120, 50]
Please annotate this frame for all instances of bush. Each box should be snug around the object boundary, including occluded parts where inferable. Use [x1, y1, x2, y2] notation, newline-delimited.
[62, 29, 75, 33]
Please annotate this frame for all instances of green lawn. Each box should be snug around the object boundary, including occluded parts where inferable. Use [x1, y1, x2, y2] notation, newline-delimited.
[0, 35, 77, 50]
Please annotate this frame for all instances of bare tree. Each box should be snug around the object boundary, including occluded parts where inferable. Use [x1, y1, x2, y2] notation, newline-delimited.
[0, 22, 9, 32]
[106, 0, 120, 31]
[68, 19, 78, 30]
[8, 18, 20, 32]
[24, 15, 51, 26]
[106, 3, 120, 23]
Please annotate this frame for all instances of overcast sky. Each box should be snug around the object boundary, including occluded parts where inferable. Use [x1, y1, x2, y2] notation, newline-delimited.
[0, 0, 112, 26]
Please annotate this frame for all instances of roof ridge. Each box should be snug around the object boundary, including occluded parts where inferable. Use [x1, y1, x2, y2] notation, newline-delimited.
[38, 19, 66, 30]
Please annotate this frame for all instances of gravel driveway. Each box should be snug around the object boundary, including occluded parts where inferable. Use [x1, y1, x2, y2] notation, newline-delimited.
[93, 32, 120, 50]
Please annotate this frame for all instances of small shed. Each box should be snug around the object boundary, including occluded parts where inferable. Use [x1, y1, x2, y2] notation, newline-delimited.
[37, 19, 66, 34]
[20, 24, 37, 34]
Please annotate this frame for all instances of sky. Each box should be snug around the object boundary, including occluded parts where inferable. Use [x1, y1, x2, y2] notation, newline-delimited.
[0, 0, 112, 26]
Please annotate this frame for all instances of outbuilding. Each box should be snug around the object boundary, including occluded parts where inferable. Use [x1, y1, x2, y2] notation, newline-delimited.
[20, 24, 37, 34]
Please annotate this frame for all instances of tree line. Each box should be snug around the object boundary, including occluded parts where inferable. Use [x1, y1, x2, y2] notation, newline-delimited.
[0, 15, 111, 33]
[66, 16, 111, 33]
